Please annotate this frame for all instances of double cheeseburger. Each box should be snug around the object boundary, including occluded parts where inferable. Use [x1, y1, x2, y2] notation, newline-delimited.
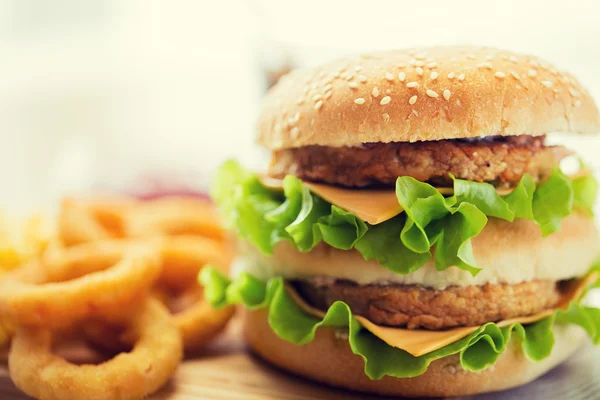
[202, 46, 600, 397]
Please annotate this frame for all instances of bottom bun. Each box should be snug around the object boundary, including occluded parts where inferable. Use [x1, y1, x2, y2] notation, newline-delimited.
[243, 309, 587, 398]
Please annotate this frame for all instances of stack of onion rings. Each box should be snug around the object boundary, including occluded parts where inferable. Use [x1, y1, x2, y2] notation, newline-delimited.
[81, 236, 234, 354]
[1, 195, 235, 399]
[57, 197, 235, 353]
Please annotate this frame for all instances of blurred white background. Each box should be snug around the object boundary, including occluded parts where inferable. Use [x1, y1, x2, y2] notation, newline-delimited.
[0, 0, 599, 213]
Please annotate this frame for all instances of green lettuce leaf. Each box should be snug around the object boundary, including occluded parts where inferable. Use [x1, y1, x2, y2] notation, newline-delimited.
[502, 174, 536, 219]
[572, 173, 598, 217]
[532, 168, 574, 236]
[555, 302, 600, 345]
[354, 217, 431, 274]
[452, 177, 515, 221]
[212, 161, 595, 276]
[200, 266, 600, 380]
[427, 203, 487, 274]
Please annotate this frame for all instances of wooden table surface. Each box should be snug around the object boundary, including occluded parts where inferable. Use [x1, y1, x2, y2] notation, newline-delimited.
[0, 317, 387, 400]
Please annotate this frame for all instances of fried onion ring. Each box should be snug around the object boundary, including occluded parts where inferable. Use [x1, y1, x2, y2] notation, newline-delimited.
[82, 235, 235, 354]
[159, 235, 233, 291]
[125, 197, 226, 241]
[158, 236, 235, 352]
[58, 198, 135, 246]
[83, 287, 235, 354]
[9, 298, 183, 400]
[157, 286, 235, 353]
[0, 240, 161, 328]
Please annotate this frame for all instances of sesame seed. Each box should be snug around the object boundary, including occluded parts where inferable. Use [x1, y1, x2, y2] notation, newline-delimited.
[406, 81, 419, 88]
[311, 82, 318, 89]
[447, 72, 456, 79]
[398, 72, 406, 82]
[569, 88, 580, 97]
[416, 67, 424, 76]
[385, 72, 394, 81]
[382, 113, 390, 122]
[529, 60, 539, 68]
[430, 71, 439, 80]
[458, 74, 465, 81]
[414, 53, 427, 60]
[324, 90, 333, 99]
[397, 63, 406, 68]
[296, 97, 305, 105]
[509, 71, 520, 80]
[426, 89, 439, 98]
[355, 66, 362, 72]
[443, 89, 451, 101]
[385, 89, 391, 94]
[477, 62, 493, 69]
[380, 96, 391, 105]
[314, 100, 323, 110]
[318, 71, 326, 78]
[528, 70, 537, 77]
[290, 127, 299, 139]
[575, 100, 582, 107]
[372, 87, 380, 97]
[354, 97, 365, 105]
[324, 83, 332, 92]
[293, 112, 300, 123]
[516, 85, 522, 89]
[358, 75, 368, 83]
[485, 55, 494, 60]
[409, 95, 418, 105]
[509, 56, 518, 63]
[332, 71, 340, 78]
[541, 80, 553, 88]
[415, 61, 425, 68]
[427, 61, 438, 68]
[495, 71, 506, 78]
[348, 82, 359, 89]
[345, 73, 354, 81]
[467, 54, 477, 60]
[312, 94, 322, 102]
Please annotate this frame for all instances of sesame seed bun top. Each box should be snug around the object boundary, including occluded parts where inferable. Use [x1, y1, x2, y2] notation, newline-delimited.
[257, 46, 600, 150]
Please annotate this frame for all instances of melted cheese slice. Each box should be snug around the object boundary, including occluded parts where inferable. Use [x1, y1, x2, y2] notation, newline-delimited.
[260, 170, 591, 225]
[285, 271, 598, 357]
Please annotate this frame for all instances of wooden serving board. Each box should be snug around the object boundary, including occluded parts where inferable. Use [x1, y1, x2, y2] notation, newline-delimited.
[0, 316, 386, 400]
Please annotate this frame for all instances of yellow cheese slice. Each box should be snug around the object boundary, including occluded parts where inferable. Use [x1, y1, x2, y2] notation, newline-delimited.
[285, 271, 598, 358]
[260, 170, 591, 225]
